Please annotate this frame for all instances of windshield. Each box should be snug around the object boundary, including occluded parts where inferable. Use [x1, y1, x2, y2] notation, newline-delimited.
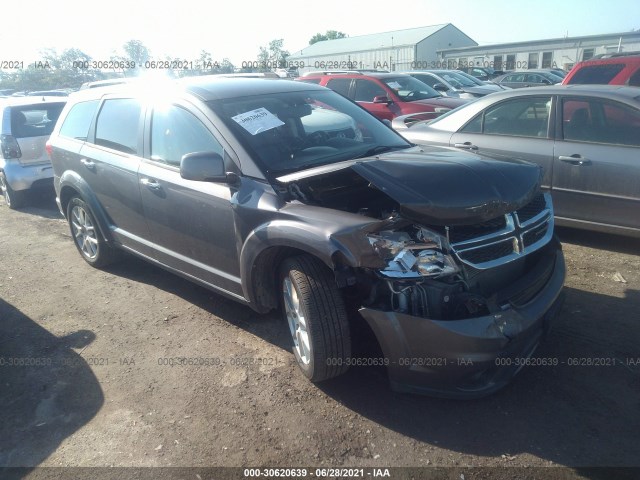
[439, 72, 478, 88]
[208, 90, 411, 176]
[454, 71, 485, 86]
[382, 76, 441, 101]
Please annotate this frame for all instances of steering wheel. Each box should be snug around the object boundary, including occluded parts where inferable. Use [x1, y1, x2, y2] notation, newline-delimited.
[306, 130, 329, 146]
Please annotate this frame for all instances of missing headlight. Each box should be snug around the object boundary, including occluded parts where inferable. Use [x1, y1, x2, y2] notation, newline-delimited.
[367, 228, 460, 279]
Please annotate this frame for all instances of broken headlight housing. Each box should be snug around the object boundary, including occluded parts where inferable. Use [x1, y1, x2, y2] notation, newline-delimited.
[367, 227, 459, 279]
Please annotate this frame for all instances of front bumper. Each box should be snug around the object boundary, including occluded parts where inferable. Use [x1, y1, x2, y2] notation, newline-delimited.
[1, 160, 54, 192]
[359, 248, 566, 399]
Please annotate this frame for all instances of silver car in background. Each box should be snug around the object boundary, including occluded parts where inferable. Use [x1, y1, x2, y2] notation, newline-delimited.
[0, 97, 66, 208]
[405, 70, 507, 98]
[394, 85, 640, 237]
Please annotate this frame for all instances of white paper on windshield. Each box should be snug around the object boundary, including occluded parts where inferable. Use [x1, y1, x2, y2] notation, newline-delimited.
[387, 81, 402, 89]
[232, 107, 284, 135]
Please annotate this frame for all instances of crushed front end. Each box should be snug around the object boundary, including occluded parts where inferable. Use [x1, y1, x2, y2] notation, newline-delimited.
[356, 192, 565, 398]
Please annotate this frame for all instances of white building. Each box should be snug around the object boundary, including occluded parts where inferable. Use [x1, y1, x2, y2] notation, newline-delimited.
[437, 30, 640, 72]
[288, 24, 477, 74]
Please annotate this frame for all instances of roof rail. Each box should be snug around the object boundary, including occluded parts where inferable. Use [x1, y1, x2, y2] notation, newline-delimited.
[591, 51, 640, 59]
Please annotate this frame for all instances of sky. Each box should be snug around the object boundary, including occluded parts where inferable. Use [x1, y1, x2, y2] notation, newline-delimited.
[1, 0, 638, 67]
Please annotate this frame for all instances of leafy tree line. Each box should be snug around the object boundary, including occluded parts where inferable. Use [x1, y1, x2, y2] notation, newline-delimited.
[0, 40, 236, 92]
[1, 32, 348, 92]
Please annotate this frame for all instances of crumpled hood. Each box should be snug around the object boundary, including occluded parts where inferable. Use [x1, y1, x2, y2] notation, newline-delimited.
[350, 147, 541, 225]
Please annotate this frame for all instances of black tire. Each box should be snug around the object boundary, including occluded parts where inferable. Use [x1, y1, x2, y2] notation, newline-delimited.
[0, 171, 27, 210]
[280, 255, 351, 382]
[67, 196, 119, 268]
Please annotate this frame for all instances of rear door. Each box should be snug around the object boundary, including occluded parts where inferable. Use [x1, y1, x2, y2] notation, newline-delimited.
[78, 96, 152, 254]
[138, 99, 243, 297]
[552, 96, 640, 230]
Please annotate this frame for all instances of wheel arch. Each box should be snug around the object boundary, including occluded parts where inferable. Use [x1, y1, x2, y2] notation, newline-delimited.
[58, 171, 115, 245]
[240, 221, 360, 314]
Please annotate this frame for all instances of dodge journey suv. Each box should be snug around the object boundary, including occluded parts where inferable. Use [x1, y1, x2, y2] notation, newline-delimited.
[48, 77, 565, 398]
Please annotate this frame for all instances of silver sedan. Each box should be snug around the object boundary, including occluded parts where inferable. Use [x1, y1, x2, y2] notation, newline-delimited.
[394, 85, 640, 237]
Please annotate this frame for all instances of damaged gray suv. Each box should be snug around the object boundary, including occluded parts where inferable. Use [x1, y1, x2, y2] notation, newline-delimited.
[48, 77, 565, 398]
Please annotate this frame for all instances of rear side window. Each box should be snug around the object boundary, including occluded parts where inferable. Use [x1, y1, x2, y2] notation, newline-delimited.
[95, 98, 141, 154]
[562, 98, 640, 146]
[628, 68, 640, 87]
[59, 100, 99, 140]
[326, 78, 352, 97]
[10, 103, 65, 138]
[567, 63, 625, 84]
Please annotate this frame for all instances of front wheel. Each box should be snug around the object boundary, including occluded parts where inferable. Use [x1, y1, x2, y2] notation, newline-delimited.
[280, 255, 351, 382]
[0, 171, 27, 209]
[67, 197, 119, 268]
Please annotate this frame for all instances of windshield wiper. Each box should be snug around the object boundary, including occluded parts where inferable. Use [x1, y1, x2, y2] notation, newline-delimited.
[356, 144, 411, 158]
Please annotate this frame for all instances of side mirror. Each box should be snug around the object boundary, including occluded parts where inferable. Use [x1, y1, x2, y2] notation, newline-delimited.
[373, 95, 392, 104]
[541, 79, 551, 85]
[433, 83, 448, 92]
[180, 152, 238, 184]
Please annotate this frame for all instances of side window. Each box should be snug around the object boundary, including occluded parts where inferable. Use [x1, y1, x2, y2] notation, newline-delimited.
[562, 99, 640, 146]
[460, 114, 482, 133]
[526, 74, 542, 83]
[482, 97, 551, 137]
[326, 78, 352, 98]
[354, 79, 386, 102]
[628, 68, 640, 87]
[151, 105, 224, 167]
[95, 99, 141, 154]
[59, 100, 99, 140]
[415, 74, 438, 88]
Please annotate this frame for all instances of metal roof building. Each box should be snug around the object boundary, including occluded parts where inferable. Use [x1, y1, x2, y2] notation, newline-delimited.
[437, 30, 640, 72]
[288, 24, 477, 73]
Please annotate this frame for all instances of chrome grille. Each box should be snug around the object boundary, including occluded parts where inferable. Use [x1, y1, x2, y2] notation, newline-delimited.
[449, 193, 553, 270]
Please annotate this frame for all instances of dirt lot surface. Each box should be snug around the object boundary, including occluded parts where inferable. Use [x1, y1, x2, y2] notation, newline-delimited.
[1, 191, 639, 480]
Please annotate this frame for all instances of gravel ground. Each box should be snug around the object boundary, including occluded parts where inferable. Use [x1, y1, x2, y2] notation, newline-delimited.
[1, 191, 639, 480]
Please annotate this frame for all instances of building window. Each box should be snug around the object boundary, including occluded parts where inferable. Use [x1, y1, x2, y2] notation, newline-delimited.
[493, 55, 503, 71]
[542, 52, 553, 68]
[506, 54, 516, 70]
[528, 52, 539, 69]
[582, 48, 595, 61]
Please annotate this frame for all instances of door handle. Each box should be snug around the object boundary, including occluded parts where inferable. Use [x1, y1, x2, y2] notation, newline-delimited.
[454, 142, 478, 151]
[140, 178, 161, 190]
[559, 155, 591, 166]
[80, 158, 95, 170]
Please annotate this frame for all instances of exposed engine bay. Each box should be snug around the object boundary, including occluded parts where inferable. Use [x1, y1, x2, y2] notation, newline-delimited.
[278, 157, 556, 321]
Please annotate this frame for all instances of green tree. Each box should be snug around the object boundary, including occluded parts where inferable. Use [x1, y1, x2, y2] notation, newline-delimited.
[309, 30, 347, 45]
[123, 39, 151, 65]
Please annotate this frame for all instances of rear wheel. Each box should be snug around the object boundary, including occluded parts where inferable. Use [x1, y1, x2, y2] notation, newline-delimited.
[67, 196, 119, 267]
[0, 171, 27, 209]
[280, 255, 351, 382]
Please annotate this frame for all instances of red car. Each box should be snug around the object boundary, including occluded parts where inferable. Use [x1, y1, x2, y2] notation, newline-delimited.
[562, 52, 640, 86]
[297, 71, 467, 121]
